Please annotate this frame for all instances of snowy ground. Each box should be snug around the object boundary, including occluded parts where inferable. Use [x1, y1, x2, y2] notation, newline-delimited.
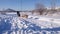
[0, 14, 60, 34]
[28, 15, 60, 28]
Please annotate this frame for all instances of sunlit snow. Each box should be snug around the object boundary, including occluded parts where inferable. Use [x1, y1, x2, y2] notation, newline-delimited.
[0, 14, 60, 34]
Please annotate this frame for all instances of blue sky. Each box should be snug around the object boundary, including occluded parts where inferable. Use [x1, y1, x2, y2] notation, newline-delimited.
[0, 0, 20, 11]
[0, 0, 60, 11]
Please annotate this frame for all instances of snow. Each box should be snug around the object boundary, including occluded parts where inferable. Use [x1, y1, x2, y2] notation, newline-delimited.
[27, 15, 60, 29]
[0, 14, 60, 34]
